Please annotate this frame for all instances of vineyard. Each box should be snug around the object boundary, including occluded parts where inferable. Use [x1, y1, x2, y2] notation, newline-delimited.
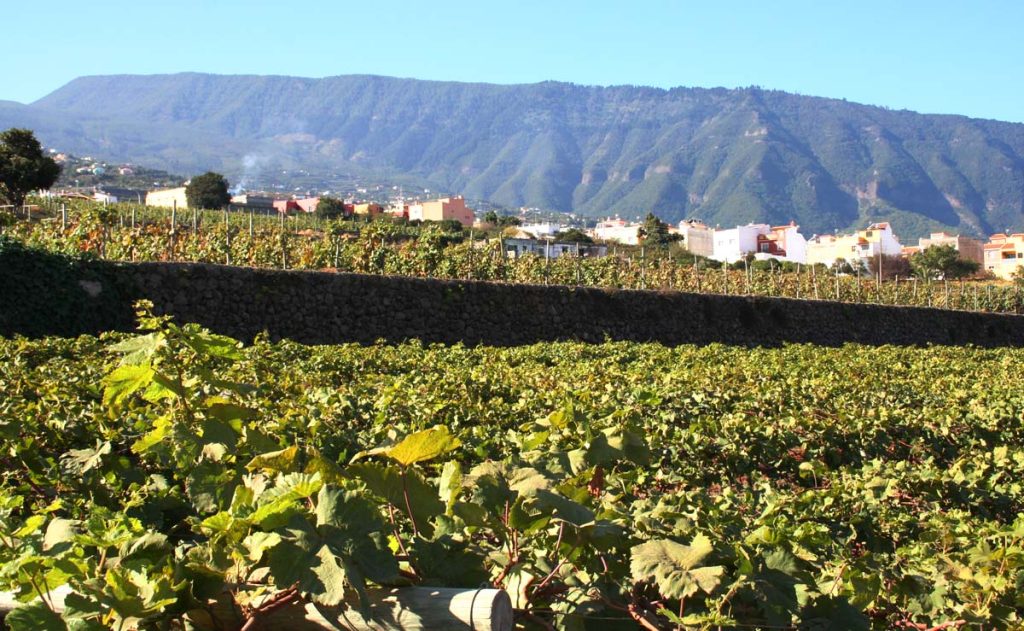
[0, 304, 1023, 630]
[4, 199, 1024, 314]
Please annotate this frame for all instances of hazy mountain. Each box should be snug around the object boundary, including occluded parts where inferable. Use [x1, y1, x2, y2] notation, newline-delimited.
[4, 73, 1024, 238]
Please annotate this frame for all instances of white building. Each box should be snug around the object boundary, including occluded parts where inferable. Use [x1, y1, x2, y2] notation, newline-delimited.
[145, 187, 188, 209]
[754, 223, 807, 264]
[591, 218, 641, 245]
[711, 224, 771, 263]
[711, 222, 808, 264]
[519, 222, 565, 238]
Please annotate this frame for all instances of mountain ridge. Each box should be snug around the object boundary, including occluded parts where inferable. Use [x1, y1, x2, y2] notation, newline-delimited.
[4, 73, 1024, 238]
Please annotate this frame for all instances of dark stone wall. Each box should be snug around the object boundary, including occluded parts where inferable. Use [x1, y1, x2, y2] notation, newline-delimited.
[3, 253, 1024, 347]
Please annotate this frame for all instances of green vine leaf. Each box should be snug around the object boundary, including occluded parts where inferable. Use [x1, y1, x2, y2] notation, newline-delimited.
[630, 534, 725, 600]
[101, 364, 154, 409]
[4, 601, 66, 631]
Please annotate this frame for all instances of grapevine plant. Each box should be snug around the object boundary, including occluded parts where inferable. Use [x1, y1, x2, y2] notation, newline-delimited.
[0, 306, 1023, 629]
[5, 200, 1024, 314]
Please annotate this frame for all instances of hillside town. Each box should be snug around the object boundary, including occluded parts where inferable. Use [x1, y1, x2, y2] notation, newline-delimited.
[521, 216, 1024, 280]
[53, 177, 1024, 281]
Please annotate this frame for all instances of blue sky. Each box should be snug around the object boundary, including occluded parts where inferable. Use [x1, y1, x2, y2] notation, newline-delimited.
[5, 0, 1023, 122]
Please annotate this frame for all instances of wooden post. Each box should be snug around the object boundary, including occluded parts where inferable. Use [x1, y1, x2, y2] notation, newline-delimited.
[61, 203, 67, 231]
[249, 209, 255, 239]
[544, 239, 550, 285]
[224, 208, 231, 265]
[0, 586, 513, 631]
[640, 246, 646, 289]
[575, 242, 581, 286]
[131, 206, 136, 230]
[170, 200, 177, 259]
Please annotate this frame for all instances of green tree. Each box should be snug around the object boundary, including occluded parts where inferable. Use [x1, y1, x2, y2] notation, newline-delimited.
[910, 245, 979, 280]
[185, 172, 231, 210]
[638, 212, 679, 246]
[482, 210, 499, 225]
[316, 197, 348, 220]
[497, 215, 522, 227]
[555, 228, 593, 244]
[0, 128, 61, 210]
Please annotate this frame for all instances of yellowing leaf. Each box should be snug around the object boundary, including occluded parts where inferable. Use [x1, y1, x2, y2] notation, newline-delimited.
[384, 426, 461, 466]
[132, 416, 172, 454]
[14, 514, 46, 538]
[246, 446, 299, 473]
[102, 364, 155, 409]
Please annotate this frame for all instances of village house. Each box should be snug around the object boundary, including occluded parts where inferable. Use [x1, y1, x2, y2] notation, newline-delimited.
[385, 203, 409, 219]
[91, 186, 146, 205]
[408, 196, 475, 226]
[711, 224, 770, 263]
[591, 218, 641, 245]
[519, 222, 565, 238]
[352, 202, 385, 217]
[806, 222, 902, 266]
[983, 233, 1024, 279]
[502, 237, 607, 259]
[753, 223, 808, 264]
[677, 220, 714, 257]
[145, 187, 188, 209]
[916, 232, 984, 265]
[272, 199, 301, 214]
[230, 194, 275, 212]
[709, 223, 808, 264]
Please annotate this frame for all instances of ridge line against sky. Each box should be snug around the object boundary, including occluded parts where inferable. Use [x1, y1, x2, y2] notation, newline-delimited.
[22, 72, 1024, 126]
[4, 0, 1023, 123]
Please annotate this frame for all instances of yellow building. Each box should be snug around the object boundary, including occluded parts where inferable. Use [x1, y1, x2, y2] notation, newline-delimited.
[145, 187, 188, 209]
[806, 234, 858, 266]
[983, 233, 1024, 279]
[408, 196, 475, 227]
[352, 202, 384, 217]
[806, 223, 902, 266]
